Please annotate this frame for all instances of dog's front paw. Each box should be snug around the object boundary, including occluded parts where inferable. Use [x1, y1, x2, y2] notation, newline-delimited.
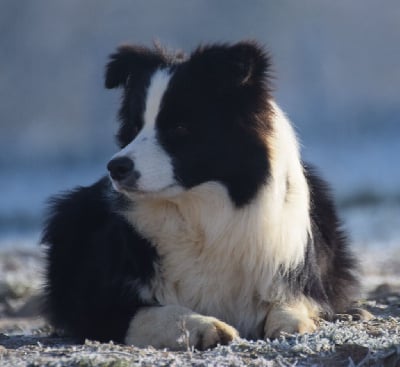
[264, 299, 318, 339]
[182, 313, 239, 350]
[125, 305, 238, 350]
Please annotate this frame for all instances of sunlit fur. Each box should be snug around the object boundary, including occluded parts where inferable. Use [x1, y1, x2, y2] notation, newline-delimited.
[43, 41, 359, 349]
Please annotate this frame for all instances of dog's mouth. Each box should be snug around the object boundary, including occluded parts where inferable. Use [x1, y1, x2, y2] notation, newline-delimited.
[110, 180, 132, 195]
[110, 176, 137, 193]
[110, 177, 182, 198]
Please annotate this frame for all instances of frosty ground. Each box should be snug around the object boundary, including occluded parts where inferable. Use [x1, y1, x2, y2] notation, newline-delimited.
[1, 248, 400, 367]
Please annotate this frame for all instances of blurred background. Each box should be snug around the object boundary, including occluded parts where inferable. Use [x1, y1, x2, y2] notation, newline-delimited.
[1, 1, 399, 287]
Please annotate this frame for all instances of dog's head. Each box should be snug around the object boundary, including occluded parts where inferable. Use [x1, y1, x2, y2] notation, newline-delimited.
[106, 42, 273, 207]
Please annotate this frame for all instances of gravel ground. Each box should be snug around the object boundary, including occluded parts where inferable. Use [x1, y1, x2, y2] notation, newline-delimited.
[1, 249, 400, 367]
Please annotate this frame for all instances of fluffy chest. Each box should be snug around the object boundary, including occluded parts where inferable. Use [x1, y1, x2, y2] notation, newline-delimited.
[125, 182, 309, 338]
[125, 186, 280, 338]
[149, 220, 269, 339]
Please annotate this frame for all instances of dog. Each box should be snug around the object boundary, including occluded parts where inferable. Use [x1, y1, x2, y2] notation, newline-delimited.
[42, 41, 359, 350]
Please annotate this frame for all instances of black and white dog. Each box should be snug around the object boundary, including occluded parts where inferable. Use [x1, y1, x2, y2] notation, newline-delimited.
[43, 41, 358, 350]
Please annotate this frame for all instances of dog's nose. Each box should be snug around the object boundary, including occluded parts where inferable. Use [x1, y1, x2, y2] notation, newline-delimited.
[107, 157, 134, 181]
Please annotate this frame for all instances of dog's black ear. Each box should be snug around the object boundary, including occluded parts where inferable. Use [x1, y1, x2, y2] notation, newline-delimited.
[105, 45, 166, 89]
[228, 41, 271, 86]
[191, 41, 271, 87]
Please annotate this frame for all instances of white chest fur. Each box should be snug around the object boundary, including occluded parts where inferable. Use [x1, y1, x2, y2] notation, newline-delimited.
[125, 181, 309, 339]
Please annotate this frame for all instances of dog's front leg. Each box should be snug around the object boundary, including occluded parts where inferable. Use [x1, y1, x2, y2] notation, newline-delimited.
[125, 304, 239, 350]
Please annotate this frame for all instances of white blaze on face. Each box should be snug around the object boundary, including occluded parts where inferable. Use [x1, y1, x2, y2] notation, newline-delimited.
[112, 69, 179, 194]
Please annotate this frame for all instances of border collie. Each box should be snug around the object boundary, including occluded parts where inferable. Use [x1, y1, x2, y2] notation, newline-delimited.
[43, 41, 358, 350]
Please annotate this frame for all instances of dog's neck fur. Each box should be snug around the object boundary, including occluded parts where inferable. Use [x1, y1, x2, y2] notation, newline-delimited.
[122, 101, 311, 337]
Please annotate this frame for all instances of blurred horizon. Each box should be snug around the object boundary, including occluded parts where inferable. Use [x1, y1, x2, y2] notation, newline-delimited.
[1, 1, 399, 245]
